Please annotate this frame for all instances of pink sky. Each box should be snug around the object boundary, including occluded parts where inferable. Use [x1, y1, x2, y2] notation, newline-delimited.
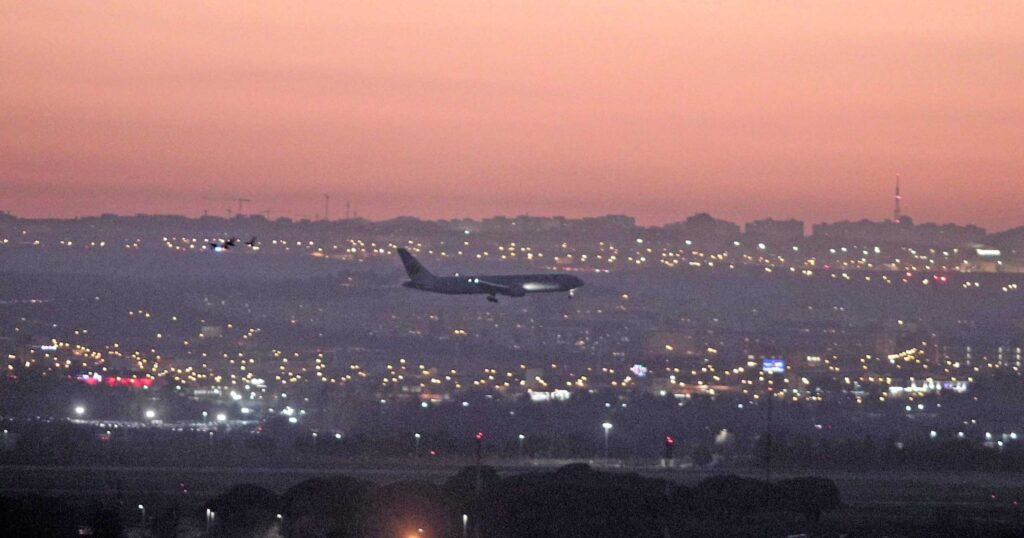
[2, 1, 1022, 228]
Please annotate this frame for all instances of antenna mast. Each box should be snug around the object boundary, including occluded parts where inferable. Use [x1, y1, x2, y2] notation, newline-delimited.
[893, 175, 902, 222]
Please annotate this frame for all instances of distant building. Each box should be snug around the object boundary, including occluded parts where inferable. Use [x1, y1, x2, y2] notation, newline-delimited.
[811, 219, 985, 246]
[887, 378, 968, 397]
[745, 218, 804, 242]
[960, 246, 1024, 273]
[664, 213, 740, 241]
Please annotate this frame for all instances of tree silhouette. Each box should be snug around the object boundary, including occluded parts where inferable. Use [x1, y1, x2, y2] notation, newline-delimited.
[206, 484, 280, 537]
[281, 475, 373, 538]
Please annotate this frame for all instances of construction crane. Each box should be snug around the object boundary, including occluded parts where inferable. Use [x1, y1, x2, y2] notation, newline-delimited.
[233, 196, 250, 214]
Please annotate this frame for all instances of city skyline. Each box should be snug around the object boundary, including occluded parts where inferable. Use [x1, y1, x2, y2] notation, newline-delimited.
[3, 2, 1023, 228]
[0, 190, 1020, 234]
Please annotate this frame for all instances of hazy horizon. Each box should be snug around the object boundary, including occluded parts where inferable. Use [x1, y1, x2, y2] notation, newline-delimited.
[3, 1, 1022, 228]
[2, 206, 1019, 234]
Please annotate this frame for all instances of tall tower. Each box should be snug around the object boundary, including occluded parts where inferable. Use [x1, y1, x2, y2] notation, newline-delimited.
[893, 175, 902, 222]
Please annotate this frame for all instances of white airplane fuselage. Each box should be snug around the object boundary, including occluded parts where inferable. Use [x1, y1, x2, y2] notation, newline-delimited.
[403, 273, 582, 296]
[397, 248, 583, 301]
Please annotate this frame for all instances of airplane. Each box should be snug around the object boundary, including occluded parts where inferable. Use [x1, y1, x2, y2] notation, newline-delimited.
[208, 237, 238, 250]
[397, 248, 584, 303]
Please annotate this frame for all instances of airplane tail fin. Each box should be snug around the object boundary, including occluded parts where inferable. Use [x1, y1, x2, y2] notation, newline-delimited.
[397, 248, 434, 281]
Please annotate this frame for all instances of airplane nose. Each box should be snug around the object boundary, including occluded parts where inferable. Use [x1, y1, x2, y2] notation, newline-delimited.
[572, 276, 585, 288]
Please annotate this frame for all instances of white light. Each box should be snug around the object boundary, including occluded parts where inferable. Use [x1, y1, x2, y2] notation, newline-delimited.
[602, 422, 613, 431]
[74, 406, 85, 416]
[288, 417, 298, 424]
[145, 410, 156, 419]
[216, 413, 227, 422]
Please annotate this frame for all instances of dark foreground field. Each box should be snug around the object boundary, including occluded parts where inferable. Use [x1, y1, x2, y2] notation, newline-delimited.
[3, 463, 1024, 537]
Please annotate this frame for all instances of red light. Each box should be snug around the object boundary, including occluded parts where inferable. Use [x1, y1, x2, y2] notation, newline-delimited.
[475, 432, 484, 441]
[665, 436, 675, 445]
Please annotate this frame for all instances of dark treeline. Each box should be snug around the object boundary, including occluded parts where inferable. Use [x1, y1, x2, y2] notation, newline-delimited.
[7, 464, 1024, 537]
[2, 464, 844, 537]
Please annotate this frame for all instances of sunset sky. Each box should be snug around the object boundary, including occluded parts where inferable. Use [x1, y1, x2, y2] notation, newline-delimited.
[2, 1, 1022, 228]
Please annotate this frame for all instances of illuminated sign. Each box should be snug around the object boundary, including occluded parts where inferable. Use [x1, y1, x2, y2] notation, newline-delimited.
[762, 358, 785, 374]
[976, 248, 1002, 258]
[77, 374, 154, 389]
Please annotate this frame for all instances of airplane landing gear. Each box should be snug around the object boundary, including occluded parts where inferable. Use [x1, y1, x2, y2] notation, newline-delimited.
[486, 295, 498, 303]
